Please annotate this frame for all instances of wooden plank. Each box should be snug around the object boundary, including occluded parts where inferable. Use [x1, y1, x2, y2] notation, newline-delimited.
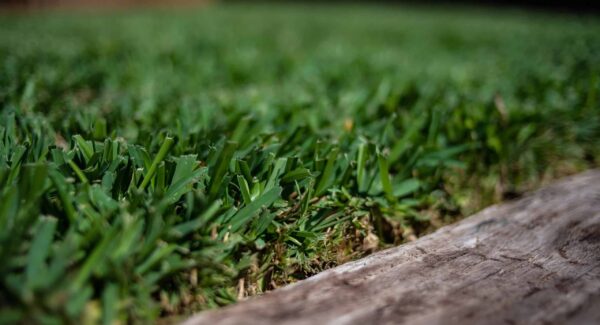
[182, 170, 600, 325]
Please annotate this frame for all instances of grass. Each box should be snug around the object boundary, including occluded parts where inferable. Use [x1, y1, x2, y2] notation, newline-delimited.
[0, 3, 599, 324]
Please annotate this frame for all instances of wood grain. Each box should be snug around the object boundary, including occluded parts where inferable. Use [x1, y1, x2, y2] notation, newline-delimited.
[182, 170, 600, 325]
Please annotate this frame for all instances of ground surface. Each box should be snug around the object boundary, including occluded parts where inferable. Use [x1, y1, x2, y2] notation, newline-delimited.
[0, 4, 599, 324]
[183, 170, 600, 325]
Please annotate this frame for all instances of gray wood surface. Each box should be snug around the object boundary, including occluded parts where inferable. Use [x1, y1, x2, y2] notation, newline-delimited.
[182, 170, 600, 325]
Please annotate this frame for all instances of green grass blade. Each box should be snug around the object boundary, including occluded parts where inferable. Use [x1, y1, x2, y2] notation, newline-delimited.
[25, 217, 57, 289]
[237, 175, 252, 205]
[139, 136, 174, 190]
[228, 186, 281, 233]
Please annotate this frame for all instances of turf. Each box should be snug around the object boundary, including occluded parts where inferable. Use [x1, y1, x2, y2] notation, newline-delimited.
[0, 3, 599, 324]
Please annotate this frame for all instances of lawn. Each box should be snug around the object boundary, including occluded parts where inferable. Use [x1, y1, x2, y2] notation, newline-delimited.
[0, 3, 599, 324]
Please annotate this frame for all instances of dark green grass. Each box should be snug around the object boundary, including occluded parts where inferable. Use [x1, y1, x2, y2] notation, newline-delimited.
[0, 3, 599, 324]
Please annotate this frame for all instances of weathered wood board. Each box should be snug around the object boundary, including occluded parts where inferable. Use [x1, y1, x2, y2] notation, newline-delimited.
[182, 170, 600, 325]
